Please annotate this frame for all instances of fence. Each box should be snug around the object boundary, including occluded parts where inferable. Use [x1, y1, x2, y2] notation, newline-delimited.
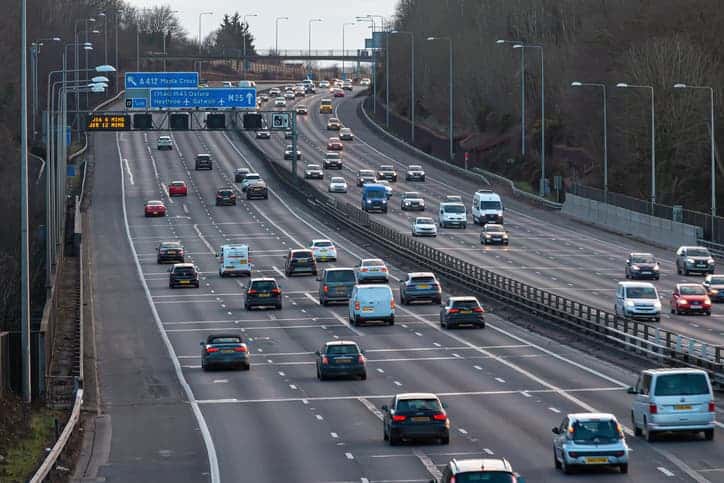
[236, 129, 724, 387]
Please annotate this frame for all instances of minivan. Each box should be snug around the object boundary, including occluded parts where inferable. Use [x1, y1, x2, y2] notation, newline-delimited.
[614, 281, 661, 321]
[361, 184, 389, 213]
[318, 268, 357, 305]
[348, 285, 395, 326]
[472, 189, 503, 225]
[218, 244, 251, 277]
[438, 202, 467, 228]
[629, 368, 715, 441]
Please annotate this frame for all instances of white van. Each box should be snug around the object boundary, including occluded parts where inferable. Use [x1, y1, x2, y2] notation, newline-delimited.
[472, 189, 504, 225]
[629, 368, 715, 441]
[348, 284, 395, 326]
[438, 202, 467, 229]
[218, 244, 251, 277]
[614, 281, 661, 321]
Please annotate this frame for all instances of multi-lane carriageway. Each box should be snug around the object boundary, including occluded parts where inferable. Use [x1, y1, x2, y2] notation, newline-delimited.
[84, 89, 724, 482]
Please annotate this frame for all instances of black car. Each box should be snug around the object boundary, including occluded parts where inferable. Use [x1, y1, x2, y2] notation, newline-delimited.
[625, 252, 660, 280]
[323, 152, 343, 169]
[169, 263, 200, 288]
[215, 187, 237, 206]
[234, 168, 251, 183]
[255, 130, 271, 139]
[284, 145, 302, 160]
[246, 181, 268, 200]
[157, 241, 185, 264]
[382, 393, 450, 445]
[195, 153, 212, 170]
[304, 164, 324, 179]
[200, 334, 250, 371]
[480, 224, 509, 245]
[377, 165, 398, 182]
[357, 169, 376, 186]
[440, 296, 485, 329]
[400, 272, 442, 305]
[245, 277, 282, 310]
[284, 249, 318, 276]
[316, 341, 367, 380]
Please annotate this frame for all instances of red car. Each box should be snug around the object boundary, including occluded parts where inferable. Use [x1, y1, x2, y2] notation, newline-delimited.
[333, 89, 345, 98]
[327, 137, 344, 151]
[144, 200, 167, 217]
[168, 180, 188, 197]
[671, 283, 711, 315]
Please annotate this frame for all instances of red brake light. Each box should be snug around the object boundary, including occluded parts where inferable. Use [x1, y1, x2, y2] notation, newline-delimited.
[360, 268, 368, 272]
[354, 301, 360, 310]
[357, 354, 365, 364]
[323, 285, 329, 293]
[390, 299, 395, 309]
[649, 403, 658, 414]
[206, 347, 219, 353]
[321, 356, 329, 365]
[432, 412, 447, 421]
[709, 401, 716, 412]
[613, 451, 625, 457]
[271, 288, 281, 295]
[473, 307, 484, 313]
[392, 415, 407, 422]
[247, 289, 257, 294]
[448, 308, 459, 314]
[234, 346, 247, 352]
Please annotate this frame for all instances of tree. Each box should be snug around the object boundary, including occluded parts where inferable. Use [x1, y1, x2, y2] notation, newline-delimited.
[212, 13, 257, 57]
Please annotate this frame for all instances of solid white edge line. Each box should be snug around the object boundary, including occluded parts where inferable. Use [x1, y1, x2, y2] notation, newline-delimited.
[116, 133, 220, 483]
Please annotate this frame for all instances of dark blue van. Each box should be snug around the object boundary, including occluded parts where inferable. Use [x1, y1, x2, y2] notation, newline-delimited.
[361, 183, 388, 213]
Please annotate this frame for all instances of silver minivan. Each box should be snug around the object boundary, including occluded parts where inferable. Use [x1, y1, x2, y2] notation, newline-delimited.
[614, 281, 661, 321]
[628, 368, 716, 441]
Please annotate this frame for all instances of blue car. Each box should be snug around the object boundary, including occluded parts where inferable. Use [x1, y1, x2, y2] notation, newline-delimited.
[316, 341, 367, 380]
[200, 334, 250, 370]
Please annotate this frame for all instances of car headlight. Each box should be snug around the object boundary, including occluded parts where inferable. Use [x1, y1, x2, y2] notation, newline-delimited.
[404, 200, 411, 205]
[624, 300, 635, 308]
[654, 300, 662, 310]
[485, 234, 492, 238]
[381, 199, 387, 203]
[502, 234, 508, 238]
[708, 258, 715, 264]
[653, 264, 660, 271]
[631, 265, 640, 271]
[687, 258, 695, 264]
[366, 199, 372, 204]
[420, 200, 425, 205]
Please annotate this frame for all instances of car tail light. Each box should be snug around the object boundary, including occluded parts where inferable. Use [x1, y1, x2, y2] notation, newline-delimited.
[473, 307, 484, 313]
[649, 403, 658, 414]
[709, 401, 716, 412]
[568, 452, 580, 458]
[271, 288, 281, 295]
[613, 451, 625, 457]
[354, 301, 360, 310]
[206, 347, 219, 353]
[321, 356, 329, 365]
[432, 413, 447, 421]
[179, 250, 184, 255]
[357, 354, 365, 364]
[390, 299, 395, 309]
[323, 285, 329, 293]
[380, 267, 388, 272]
[448, 308, 459, 314]
[360, 268, 368, 272]
[234, 346, 247, 352]
[392, 415, 407, 422]
[247, 289, 257, 294]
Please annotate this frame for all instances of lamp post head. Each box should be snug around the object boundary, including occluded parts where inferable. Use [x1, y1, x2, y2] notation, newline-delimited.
[92, 76, 110, 83]
[91, 29, 101, 34]
[512, 43, 523, 49]
[426, 36, 436, 41]
[88, 17, 96, 22]
[495, 39, 505, 44]
[52, 37, 62, 42]
[673, 83, 687, 89]
[97, 12, 106, 17]
[95, 64, 116, 72]
[83, 45, 94, 51]
[616, 83, 628, 88]
[571, 81, 582, 87]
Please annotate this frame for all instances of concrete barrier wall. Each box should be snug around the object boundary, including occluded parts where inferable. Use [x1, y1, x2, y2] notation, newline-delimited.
[562, 193, 702, 249]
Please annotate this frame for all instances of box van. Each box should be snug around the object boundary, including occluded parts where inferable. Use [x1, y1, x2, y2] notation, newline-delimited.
[629, 368, 715, 441]
[218, 244, 251, 277]
[320, 99, 333, 114]
[438, 202, 467, 228]
[361, 184, 389, 213]
[348, 284, 395, 325]
[472, 190, 503, 224]
[614, 281, 661, 321]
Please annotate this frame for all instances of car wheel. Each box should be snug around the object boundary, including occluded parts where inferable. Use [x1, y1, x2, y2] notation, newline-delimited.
[244, 303, 251, 311]
[646, 424, 657, 442]
[704, 429, 714, 441]
[561, 458, 573, 475]
[389, 433, 400, 446]
[554, 449, 562, 469]
[383, 427, 389, 441]
[157, 258, 162, 264]
[632, 412, 642, 436]
[318, 370, 326, 381]
[276, 303, 283, 310]
[654, 316, 660, 322]
[462, 223, 467, 229]
[683, 267, 689, 276]
[620, 463, 628, 474]
[321, 298, 328, 306]
[440, 434, 450, 445]
[671, 307, 675, 314]
[360, 371, 367, 381]
[242, 363, 251, 371]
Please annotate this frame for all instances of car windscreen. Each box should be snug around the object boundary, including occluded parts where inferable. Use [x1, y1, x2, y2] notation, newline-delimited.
[654, 373, 710, 396]
[453, 473, 515, 483]
[680, 286, 706, 295]
[250, 281, 277, 291]
[443, 205, 466, 213]
[452, 299, 479, 309]
[307, 165, 321, 170]
[292, 251, 313, 259]
[359, 170, 374, 176]
[395, 398, 441, 412]
[408, 165, 422, 170]
[326, 345, 359, 355]
[410, 276, 436, 284]
[687, 248, 710, 257]
[174, 267, 196, 276]
[625, 287, 657, 299]
[380, 166, 394, 171]
[709, 276, 724, 285]
[485, 225, 504, 232]
[479, 200, 502, 210]
[404, 192, 421, 198]
[326, 270, 356, 283]
[571, 419, 621, 444]
[631, 255, 655, 263]
[326, 153, 341, 159]
[330, 177, 345, 183]
[209, 336, 241, 344]
[366, 190, 386, 199]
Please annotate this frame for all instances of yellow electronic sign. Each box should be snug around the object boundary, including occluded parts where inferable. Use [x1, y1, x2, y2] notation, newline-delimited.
[86, 114, 131, 131]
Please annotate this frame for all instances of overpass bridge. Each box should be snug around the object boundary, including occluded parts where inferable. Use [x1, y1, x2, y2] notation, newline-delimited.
[142, 49, 375, 64]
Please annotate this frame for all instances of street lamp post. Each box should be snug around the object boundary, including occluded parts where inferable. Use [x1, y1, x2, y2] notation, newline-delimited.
[355, 16, 374, 111]
[20, 0, 31, 403]
[98, 12, 107, 64]
[617, 82, 656, 212]
[74, 17, 95, 132]
[496, 39, 526, 157]
[308, 18, 323, 78]
[197, 11, 213, 72]
[571, 82, 608, 203]
[31, 37, 61, 138]
[342, 22, 355, 80]
[674, 83, 717, 238]
[275, 16, 288, 54]
[513, 43, 544, 196]
[242, 13, 259, 77]
[391, 31, 414, 143]
[162, 10, 180, 72]
[385, 30, 390, 127]
[427, 36, 454, 160]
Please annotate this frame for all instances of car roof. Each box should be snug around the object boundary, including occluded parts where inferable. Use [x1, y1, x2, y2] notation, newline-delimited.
[415, 217, 434, 222]
[307, 164, 321, 168]
[172, 263, 195, 268]
[196, 153, 210, 156]
[250, 277, 277, 282]
[618, 281, 655, 288]
[312, 239, 332, 243]
[324, 340, 358, 346]
[629, 252, 654, 256]
[440, 202, 465, 206]
[324, 267, 355, 272]
[379, 164, 394, 168]
[566, 412, 617, 422]
[170, 180, 186, 184]
[450, 458, 513, 474]
[290, 248, 313, 253]
[396, 392, 439, 400]
[676, 283, 705, 288]
[361, 258, 384, 263]
[643, 367, 709, 375]
[160, 241, 181, 245]
[449, 296, 479, 302]
[408, 272, 435, 278]
[217, 187, 234, 191]
[146, 200, 164, 204]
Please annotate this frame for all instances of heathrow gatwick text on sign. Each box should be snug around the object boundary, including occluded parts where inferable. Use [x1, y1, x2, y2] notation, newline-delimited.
[149, 88, 257, 109]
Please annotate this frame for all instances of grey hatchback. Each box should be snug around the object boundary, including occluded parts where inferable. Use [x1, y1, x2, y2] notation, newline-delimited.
[318, 268, 357, 305]
[440, 296, 485, 329]
[244, 278, 282, 310]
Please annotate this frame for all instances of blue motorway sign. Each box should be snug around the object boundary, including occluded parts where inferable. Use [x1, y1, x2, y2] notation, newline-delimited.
[125, 72, 199, 89]
[149, 88, 257, 109]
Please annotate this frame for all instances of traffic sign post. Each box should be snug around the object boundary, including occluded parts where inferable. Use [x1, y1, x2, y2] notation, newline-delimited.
[271, 112, 290, 131]
[149, 88, 257, 109]
[124, 72, 199, 89]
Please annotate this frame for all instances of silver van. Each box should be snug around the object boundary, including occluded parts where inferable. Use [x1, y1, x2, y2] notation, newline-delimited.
[628, 368, 715, 441]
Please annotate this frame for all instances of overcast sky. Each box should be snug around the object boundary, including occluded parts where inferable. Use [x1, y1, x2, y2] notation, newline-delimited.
[127, 0, 398, 51]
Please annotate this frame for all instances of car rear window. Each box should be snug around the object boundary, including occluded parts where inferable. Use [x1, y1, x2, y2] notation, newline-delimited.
[251, 281, 277, 291]
[654, 373, 710, 396]
[210, 336, 241, 344]
[396, 398, 441, 412]
[171, 182, 185, 187]
[326, 270, 356, 282]
[687, 248, 711, 257]
[161, 242, 181, 249]
[308, 165, 321, 170]
[314, 241, 333, 247]
[409, 165, 422, 170]
[362, 259, 384, 267]
[680, 285, 706, 295]
[411, 276, 436, 284]
[197, 155, 210, 160]
[452, 299, 479, 309]
[174, 267, 196, 275]
[625, 287, 657, 299]
[453, 473, 515, 483]
[326, 345, 359, 355]
[571, 419, 621, 443]
[218, 190, 233, 195]
[292, 251, 313, 259]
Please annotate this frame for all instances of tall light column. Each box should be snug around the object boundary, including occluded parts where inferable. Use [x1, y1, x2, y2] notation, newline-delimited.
[342, 22, 355, 79]
[355, 16, 374, 111]
[391, 31, 414, 143]
[617, 82, 656, 212]
[571, 82, 608, 203]
[674, 83, 717, 238]
[307, 18, 323, 77]
[514, 43, 544, 195]
[385, 30, 390, 127]
[242, 13, 258, 77]
[197, 11, 213, 73]
[275, 16, 288, 54]
[496, 39, 526, 156]
[427, 36, 454, 160]
[30, 37, 61, 138]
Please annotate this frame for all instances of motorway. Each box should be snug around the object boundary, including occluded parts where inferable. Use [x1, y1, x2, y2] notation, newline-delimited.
[249, 88, 724, 348]
[83, 92, 724, 481]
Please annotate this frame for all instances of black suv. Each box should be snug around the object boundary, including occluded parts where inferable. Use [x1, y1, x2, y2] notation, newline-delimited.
[376, 165, 398, 182]
[169, 263, 200, 288]
[195, 153, 212, 170]
[245, 278, 282, 310]
[284, 249, 318, 276]
[234, 168, 250, 182]
[215, 187, 237, 206]
[357, 169, 376, 187]
[157, 241, 185, 264]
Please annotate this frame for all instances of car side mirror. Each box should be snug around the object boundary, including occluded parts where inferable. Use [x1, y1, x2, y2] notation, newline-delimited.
[315, 351, 320, 356]
[200, 341, 205, 346]
[552, 427, 560, 434]
[627, 386, 637, 394]
[442, 402, 448, 409]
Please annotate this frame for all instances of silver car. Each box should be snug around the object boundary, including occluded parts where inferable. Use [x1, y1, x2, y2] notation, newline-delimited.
[411, 217, 437, 237]
[675, 246, 715, 275]
[553, 413, 629, 474]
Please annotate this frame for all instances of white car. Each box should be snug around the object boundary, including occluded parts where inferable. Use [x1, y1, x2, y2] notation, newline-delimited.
[284, 91, 295, 100]
[614, 281, 661, 321]
[319, 80, 330, 88]
[360, 78, 371, 86]
[328, 177, 348, 193]
[255, 130, 271, 139]
[411, 217, 437, 237]
[274, 98, 287, 107]
[339, 127, 354, 141]
[375, 179, 392, 198]
[553, 413, 629, 474]
[401, 192, 425, 211]
[405, 165, 426, 181]
[310, 239, 337, 262]
[241, 173, 262, 192]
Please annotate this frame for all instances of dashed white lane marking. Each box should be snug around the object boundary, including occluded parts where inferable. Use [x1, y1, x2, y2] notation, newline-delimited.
[483, 448, 494, 455]
[278, 371, 285, 377]
[123, 158, 134, 185]
[414, 331, 423, 337]
[452, 353, 462, 358]
[495, 377, 506, 383]
[193, 224, 216, 254]
[183, 203, 189, 214]
[315, 414, 324, 421]
[393, 380, 402, 386]
[548, 407, 561, 413]
[413, 449, 442, 480]
[521, 391, 532, 398]
[361, 478, 370, 483]
[330, 432, 339, 439]
[212, 379, 228, 384]
[331, 310, 364, 337]
[345, 452, 354, 460]
[457, 428, 468, 435]
[474, 365, 483, 370]
[304, 292, 321, 305]
[289, 384, 297, 390]
[302, 399, 309, 405]
[358, 397, 384, 420]
[272, 265, 287, 278]
[657, 467, 675, 477]
[433, 342, 441, 347]
[376, 368, 384, 373]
